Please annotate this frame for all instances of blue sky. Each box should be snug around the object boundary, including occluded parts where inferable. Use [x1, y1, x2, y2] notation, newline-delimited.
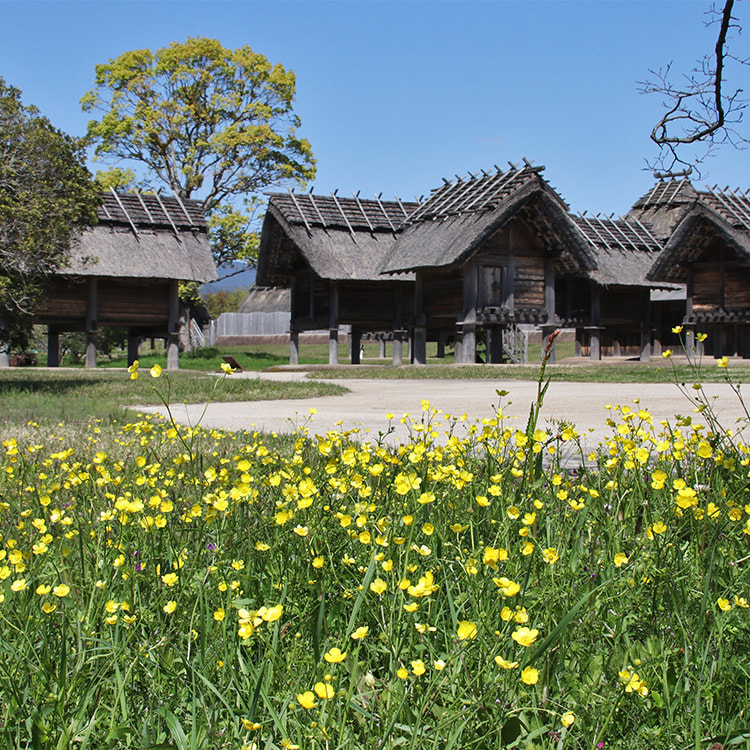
[1, 0, 748, 285]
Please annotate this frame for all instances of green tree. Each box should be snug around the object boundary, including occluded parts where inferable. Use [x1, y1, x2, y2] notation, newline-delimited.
[0, 78, 99, 350]
[81, 37, 316, 268]
[201, 287, 248, 319]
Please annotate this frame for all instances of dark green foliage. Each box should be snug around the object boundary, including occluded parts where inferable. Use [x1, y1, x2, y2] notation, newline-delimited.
[0, 78, 99, 350]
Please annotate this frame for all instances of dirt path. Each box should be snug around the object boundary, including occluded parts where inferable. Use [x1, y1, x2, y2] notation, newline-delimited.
[137, 374, 748, 451]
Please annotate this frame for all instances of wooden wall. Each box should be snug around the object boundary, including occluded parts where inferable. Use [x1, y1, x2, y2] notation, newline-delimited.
[36, 277, 171, 329]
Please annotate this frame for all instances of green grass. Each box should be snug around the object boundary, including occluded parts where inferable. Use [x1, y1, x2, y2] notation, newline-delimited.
[1, 372, 749, 749]
[45, 340, 579, 372]
[307, 359, 750, 382]
[0, 369, 346, 429]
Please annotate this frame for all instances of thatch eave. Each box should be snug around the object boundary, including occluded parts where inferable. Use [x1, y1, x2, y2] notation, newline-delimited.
[258, 201, 413, 284]
[379, 179, 595, 275]
[67, 224, 217, 283]
[647, 204, 750, 283]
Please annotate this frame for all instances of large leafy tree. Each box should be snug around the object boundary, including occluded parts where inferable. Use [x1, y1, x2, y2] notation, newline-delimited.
[0, 78, 99, 350]
[81, 37, 316, 268]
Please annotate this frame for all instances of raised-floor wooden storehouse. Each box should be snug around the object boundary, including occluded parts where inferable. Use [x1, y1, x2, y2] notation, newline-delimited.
[645, 179, 750, 358]
[559, 213, 676, 360]
[379, 164, 596, 363]
[33, 190, 216, 369]
[256, 192, 417, 364]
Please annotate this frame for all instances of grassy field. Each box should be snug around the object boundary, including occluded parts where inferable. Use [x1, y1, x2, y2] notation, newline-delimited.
[0, 362, 749, 749]
[29, 339, 750, 383]
[0, 369, 346, 431]
[43, 340, 577, 372]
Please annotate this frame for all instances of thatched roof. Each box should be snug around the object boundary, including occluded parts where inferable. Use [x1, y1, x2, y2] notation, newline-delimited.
[238, 286, 290, 313]
[627, 178, 700, 239]
[648, 186, 750, 283]
[257, 192, 418, 285]
[572, 214, 678, 289]
[65, 191, 217, 283]
[379, 164, 595, 275]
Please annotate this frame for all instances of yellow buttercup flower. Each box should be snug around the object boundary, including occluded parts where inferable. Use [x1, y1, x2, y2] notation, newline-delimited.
[52, 584, 70, 597]
[520, 666, 539, 685]
[511, 627, 539, 647]
[150, 363, 162, 378]
[163, 600, 177, 614]
[456, 620, 478, 640]
[494, 656, 518, 670]
[313, 681, 334, 699]
[410, 659, 426, 676]
[324, 647, 347, 663]
[369, 578, 387, 595]
[350, 626, 369, 640]
[296, 691, 317, 710]
[561, 711, 575, 728]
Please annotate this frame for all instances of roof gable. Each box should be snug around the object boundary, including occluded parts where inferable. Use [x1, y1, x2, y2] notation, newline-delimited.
[256, 193, 419, 284]
[64, 190, 216, 283]
[380, 164, 593, 274]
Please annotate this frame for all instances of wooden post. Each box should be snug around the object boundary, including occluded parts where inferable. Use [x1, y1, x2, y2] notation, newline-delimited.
[488, 327, 502, 363]
[85, 279, 98, 369]
[289, 329, 299, 365]
[351, 328, 361, 365]
[640, 325, 652, 362]
[329, 282, 339, 365]
[47, 330, 60, 368]
[454, 324, 464, 364]
[127, 331, 140, 366]
[436, 331, 445, 359]
[652, 303, 663, 358]
[589, 283, 601, 361]
[289, 276, 299, 365]
[392, 329, 404, 366]
[544, 257, 555, 326]
[166, 279, 179, 370]
[379, 336, 386, 358]
[413, 271, 426, 365]
[461, 260, 478, 364]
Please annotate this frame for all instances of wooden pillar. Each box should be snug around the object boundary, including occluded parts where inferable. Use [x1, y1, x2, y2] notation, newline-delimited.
[652, 303, 663, 358]
[329, 282, 339, 365]
[288, 276, 299, 365]
[640, 325, 652, 362]
[544, 257, 555, 326]
[289, 329, 299, 365]
[85, 278, 98, 369]
[351, 328, 361, 365]
[589, 283, 601, 361]
[461, 260, 478, 364]
[127, 331, 140, 366]
[47, 330, 60, 368]
[392, 329, 404, 366]
[379, 337, 386, 358]
[413, 271, 427, 365]
[436, 331, 445, 359]
[488, 327, 502, 364]
[166, 279, 179, 370]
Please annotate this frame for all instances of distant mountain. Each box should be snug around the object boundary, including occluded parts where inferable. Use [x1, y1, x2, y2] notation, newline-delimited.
[200, 264, 257, 293]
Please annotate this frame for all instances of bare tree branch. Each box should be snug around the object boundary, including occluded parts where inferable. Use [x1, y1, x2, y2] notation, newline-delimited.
[640, 0, 748, 178]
